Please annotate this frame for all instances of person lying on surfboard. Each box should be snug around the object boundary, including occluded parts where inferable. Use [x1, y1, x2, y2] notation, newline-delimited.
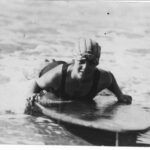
[26, 38, 132, 108]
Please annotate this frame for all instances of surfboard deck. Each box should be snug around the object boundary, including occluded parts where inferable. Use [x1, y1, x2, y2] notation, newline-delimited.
[34, 95, 150, 133]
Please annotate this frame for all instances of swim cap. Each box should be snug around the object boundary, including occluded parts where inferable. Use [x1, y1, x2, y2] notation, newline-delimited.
[74, 38, 101, 65]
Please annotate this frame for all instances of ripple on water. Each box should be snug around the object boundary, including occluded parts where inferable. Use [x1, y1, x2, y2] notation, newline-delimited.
[10, 27, 60, 35]
[0, 43, 24, 53]
[116, 31, 144, 39]
[126, 48, 150, 56]
[17, 42, 37, 49]
[0, 114, 90, 145]
[0, 74, 10, 84]
[60, 40, 74, 47]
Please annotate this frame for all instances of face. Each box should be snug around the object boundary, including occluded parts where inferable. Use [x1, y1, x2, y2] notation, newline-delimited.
[72, 58, 97, 80]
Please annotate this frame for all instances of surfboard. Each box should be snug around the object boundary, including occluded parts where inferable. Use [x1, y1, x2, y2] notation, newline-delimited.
[32, 95, 150, 146]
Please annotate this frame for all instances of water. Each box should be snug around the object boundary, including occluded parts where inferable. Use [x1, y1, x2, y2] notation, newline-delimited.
[0, 0, 150, 145]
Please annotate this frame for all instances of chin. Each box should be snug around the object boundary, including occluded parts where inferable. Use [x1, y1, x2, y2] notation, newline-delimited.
[74, 72, 83, 79]
[78, 72, 87, 80]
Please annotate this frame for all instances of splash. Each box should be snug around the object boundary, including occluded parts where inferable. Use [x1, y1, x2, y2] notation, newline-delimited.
[0, 80, 34, 114]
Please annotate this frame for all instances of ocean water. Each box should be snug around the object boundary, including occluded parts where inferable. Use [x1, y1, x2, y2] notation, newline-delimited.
[0, 0, 150, 145]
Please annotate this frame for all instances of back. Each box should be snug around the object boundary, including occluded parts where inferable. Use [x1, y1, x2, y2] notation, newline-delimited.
[39, 60, 67, 77]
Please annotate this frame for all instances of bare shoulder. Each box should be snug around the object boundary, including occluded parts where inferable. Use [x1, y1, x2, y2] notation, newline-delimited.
[96, 68, 112, 89]
[97, 68, 112, 79]
[36, 64, 63, 89]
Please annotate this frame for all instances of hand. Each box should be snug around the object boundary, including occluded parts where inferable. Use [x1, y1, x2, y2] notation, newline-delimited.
[118, 94, 132, 104]
[26, 93, 40, 106]
[24, 90, 48, 115]
[26, 90, 47, 106]
[24, 93, 41, 115]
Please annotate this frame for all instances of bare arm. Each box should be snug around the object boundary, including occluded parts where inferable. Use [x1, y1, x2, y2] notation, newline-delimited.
[107, 72, 132, 104]
[27, 79, 42, 95]
[107, 72, 123, 99]
[97, 69, 132, 104]
[26, 64, 63, 99]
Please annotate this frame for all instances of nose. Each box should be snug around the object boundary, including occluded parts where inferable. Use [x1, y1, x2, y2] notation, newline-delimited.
[81, 62, 87, 71]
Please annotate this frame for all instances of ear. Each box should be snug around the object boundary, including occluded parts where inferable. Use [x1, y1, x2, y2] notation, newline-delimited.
[99, 45, 101, 59]
[71, 59, 75, 64]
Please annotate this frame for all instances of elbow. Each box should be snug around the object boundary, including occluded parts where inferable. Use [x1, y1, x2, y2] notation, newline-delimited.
[106, 72, 115, 91]
[108, 72, 114, 86]
[32, 79, 42, 93]
[27, 79, 41, 95]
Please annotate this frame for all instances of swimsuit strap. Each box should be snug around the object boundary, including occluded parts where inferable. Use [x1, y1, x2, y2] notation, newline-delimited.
[60, 64, 100, 100]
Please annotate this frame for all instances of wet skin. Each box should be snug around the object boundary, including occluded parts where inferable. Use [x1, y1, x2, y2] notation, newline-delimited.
[71, 58, 96, 81]
[26, 58, 132, 104]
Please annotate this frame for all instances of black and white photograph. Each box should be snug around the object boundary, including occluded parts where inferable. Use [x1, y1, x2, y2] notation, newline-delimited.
[0, 0, 150, 148]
